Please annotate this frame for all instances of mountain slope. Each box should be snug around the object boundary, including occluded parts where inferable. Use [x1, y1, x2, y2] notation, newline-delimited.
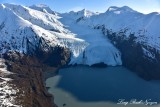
[60, 6, 160, 79]
[29, 4, 57, 15]
[0, 4, 87, 64]
[73, 6, 160, 52]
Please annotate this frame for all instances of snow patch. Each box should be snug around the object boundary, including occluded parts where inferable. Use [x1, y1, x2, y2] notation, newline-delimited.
[0, 59, 21, 107]
[142, 47, 155, 59]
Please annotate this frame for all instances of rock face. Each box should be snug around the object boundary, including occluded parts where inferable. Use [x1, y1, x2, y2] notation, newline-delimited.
[1, 48, 70, 107]
[35, 45, 71, 67]
[101, 28, 160, 80]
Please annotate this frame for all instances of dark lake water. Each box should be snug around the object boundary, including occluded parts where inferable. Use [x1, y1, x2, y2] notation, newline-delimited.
[46, 66, 160, 107]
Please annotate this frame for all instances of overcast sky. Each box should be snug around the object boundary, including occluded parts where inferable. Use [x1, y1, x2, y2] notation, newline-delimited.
[0, 0, 160, 13]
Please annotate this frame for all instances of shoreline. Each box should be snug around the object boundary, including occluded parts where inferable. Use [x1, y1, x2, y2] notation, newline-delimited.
[44, 68, 59, 107]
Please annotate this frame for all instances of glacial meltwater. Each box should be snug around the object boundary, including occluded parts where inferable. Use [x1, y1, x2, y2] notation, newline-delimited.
[46, 66, 160, 107]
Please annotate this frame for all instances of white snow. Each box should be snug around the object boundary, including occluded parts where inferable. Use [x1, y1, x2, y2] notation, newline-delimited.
[29, 4, 57, 15]
[4, 3, 66, 33]
[0, 4, 75, 54]
[62, 9, 98, 21]
[142, 47, 155, 59]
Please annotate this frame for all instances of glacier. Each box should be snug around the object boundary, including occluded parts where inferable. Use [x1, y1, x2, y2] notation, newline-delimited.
[59, 14, 122, 66]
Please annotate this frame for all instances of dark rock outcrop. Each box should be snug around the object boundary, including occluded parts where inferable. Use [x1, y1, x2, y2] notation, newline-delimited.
[35, 45, 71, 67]
[94, 25, 160, 80]
[91, 62, 108, 67]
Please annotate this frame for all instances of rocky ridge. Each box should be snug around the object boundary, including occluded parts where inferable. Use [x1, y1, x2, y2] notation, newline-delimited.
[0, 47, 70, 107]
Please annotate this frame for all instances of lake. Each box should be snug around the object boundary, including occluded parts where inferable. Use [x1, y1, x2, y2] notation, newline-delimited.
[46, 66, 160, 107]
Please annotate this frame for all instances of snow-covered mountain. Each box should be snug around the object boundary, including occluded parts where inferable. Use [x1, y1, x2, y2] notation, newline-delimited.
[60, 10, 122, 66]
[0, 4, 86, 62]
[70, 6, 160, 54]
[62, 9, 98, 21]
[0, 3, 122, 66]
[0, 3, 160, 69]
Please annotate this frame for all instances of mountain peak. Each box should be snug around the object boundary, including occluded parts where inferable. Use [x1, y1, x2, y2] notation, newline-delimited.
[67, 9, 96, 18]
[0, 4, 6, 9]
[78, 9, 91, 13]
[77, 9, 97, 17]
[34, 4, 49, 8]
[120, 6, 135, 11]
[29, 4, 56, 14]
[107, 6, 119, 11]
[107, 6, 136, 14]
